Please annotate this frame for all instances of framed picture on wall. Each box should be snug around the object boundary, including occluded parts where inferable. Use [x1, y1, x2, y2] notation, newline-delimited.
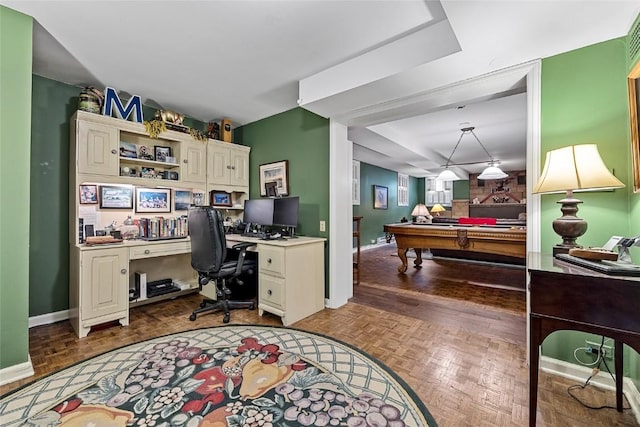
[373, 185, 388, 209]
[174, 190, 192, 211]
[136, 187, 171, 213]
[259, 160, 289, 196]
[79, 184, 98, 204]
[99, 185, 133, 209]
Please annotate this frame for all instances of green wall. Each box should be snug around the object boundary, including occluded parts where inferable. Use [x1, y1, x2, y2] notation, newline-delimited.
[236, 108, 329, 237]
[352, 162, 421, 246]
[235, 108, 330, 293]
[0, 6, 32, 369]
[539, 37, 639, 383]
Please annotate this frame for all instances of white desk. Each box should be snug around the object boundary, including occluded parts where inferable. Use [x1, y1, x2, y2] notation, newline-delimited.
[69, 235, 326, 337]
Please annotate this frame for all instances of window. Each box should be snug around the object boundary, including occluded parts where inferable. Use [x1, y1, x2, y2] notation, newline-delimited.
[352, 160, 360, 205]
[397, 173, 409, 206]
[426, 177, 452, 207]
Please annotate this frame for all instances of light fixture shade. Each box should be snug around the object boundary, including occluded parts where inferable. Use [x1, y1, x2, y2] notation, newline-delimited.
[478, 165, 508, 180]
[533, 144, 624, 193]
[430, 203, 446, 213]
[436, 169, 461, 181]
[411, 203, 430, 217]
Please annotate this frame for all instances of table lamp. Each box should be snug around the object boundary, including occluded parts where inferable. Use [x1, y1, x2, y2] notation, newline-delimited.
[532, 144, 625, 255]
[411, 204, 431, 223]
[430, 203, 446, 216]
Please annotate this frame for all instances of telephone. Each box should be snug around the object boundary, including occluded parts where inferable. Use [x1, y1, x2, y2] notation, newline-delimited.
[601, 235, 640, 263]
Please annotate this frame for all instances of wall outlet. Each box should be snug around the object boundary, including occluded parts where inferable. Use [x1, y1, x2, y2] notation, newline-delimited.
[319, 220, 326, 232]
[586, 340, 613, 358]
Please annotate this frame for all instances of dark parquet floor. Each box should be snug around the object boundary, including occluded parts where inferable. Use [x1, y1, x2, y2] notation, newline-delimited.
[1, 244, 638, 426]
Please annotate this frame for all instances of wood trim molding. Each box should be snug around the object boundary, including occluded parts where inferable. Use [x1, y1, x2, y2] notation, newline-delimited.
[628, 60, 640, 193]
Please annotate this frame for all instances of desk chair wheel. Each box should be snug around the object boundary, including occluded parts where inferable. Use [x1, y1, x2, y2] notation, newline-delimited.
[223, 313, 230, 323]
[200, 301, 207, 308]
[189, 313, 197, 321]
[249, 302, 256, 310]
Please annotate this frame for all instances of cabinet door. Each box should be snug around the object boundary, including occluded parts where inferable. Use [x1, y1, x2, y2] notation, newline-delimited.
[207, 143, 231, 185]
[77, 121, 119, 176]
[229, 146, 249, 187]
[181, 141, 207, 184]
[81, 248, 128, 320]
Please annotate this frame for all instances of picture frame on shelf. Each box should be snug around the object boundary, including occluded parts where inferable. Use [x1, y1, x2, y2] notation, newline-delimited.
[119, 141, 137, 158]
[99, 185, 133, 209]
[373, 185, 388, 209]
[174, 190, 192, 211]
[154, 145, 171, 162]
[79, 184, 98, 204]
[259, 160, 289, 196]
[136, 187, 171, 213]
[210, 190, 232, 207]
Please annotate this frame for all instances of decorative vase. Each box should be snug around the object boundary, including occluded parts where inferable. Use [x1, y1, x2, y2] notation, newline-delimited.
[78, 86, 104, 114]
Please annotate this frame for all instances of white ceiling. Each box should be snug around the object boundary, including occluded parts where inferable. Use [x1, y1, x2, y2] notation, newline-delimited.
[3, 0, 638, 178]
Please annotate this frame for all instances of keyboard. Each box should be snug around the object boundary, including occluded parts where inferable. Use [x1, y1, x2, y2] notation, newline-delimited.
[147, 283, 181, 298]
[555, 253, 640, 276]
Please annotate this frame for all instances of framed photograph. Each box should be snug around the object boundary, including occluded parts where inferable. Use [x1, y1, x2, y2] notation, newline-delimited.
[119, 141, 137, 158]
[373, 185, 388, 209]
[99, 185, 133, 209]
[136, 187, 171, 213]
[192, 191, 206, 206]
[154, 145, 171, 162]
[174, 190, 192, 211]
[259, 160, 289, 196]
[265, 181, 278, 197]
[628, 61, 640, 192]
[210, 190, 232, 207]
[79, 184, 98, 204]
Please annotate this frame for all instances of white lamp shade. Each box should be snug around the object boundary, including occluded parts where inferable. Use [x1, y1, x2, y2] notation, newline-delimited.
[411, 204, 430, 217]
[533, 144, 624, 193]
[478, 165, 508, 180]
[437, 169, 461, 181]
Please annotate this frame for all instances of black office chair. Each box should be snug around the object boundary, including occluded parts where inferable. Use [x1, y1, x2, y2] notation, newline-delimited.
[188, 206, 257, 323]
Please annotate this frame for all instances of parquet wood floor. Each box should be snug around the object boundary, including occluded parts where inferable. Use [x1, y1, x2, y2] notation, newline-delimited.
[2, 244, 638, 426]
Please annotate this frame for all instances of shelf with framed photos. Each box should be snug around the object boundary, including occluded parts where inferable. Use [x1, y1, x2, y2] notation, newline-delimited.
[73, 110, 206, 187]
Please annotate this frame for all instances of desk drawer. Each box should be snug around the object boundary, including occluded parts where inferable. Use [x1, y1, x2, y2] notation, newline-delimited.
[259, 274, 284, 309]
[259, 247, 285, 277]
[130, 241, 191, 260]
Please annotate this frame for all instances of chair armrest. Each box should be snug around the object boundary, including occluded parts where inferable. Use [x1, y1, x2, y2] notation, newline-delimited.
[231, 241, 257, 276]
[232, 241, 257, 251]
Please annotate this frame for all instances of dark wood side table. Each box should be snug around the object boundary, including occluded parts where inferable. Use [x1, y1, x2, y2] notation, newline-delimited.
[528, 252, 640, 426]
[353, 216, 363, 285]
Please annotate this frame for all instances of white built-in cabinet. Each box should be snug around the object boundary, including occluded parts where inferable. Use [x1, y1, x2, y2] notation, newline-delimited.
[207, 142, 250, 188]
[68, 110, 251, 337]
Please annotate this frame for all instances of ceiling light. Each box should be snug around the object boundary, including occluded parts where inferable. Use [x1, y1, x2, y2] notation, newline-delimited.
[438, 127, 507, 181]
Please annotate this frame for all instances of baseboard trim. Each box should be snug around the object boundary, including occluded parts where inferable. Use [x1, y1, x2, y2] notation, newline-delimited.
[28, 309, 70, 328]
[0, 355, 34, 387]
[541, 356, 640, 424]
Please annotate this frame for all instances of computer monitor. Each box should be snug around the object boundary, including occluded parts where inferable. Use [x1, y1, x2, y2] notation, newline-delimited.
[243, 199, 274, 227]
[273, 196, 299, 228]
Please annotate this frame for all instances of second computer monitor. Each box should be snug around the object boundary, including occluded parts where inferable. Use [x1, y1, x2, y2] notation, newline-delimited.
[273, 196, 299, 228]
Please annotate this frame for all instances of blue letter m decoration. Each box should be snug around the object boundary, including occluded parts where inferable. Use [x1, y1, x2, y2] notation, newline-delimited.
[103, 87, 143, 122]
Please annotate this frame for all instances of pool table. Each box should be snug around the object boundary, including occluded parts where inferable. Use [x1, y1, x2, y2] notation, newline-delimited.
[383, 222, 527, 273]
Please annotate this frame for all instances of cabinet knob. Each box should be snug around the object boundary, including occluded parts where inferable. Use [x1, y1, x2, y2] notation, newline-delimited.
[231, 166, 236, 170]
[144, 249, 150, 254]
[267, 258, 272, 264]
[267, 289, 272, 296]
[121, 268, 127, 274]
[111, 149, 117, 155]
[226, 165, 231, 169]
[183, 159, 188, 164]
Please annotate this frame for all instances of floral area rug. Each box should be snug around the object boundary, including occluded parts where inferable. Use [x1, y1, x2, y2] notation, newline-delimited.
[1, 325, 437, 426]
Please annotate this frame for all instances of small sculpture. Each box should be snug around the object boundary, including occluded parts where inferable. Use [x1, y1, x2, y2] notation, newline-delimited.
[154, 110, 184, 125]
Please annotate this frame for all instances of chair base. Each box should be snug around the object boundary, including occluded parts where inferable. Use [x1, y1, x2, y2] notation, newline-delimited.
[189, 297, 256, 323]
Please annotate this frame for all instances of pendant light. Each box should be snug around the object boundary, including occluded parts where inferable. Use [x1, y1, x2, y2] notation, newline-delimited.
[438, 127, 507, 181]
